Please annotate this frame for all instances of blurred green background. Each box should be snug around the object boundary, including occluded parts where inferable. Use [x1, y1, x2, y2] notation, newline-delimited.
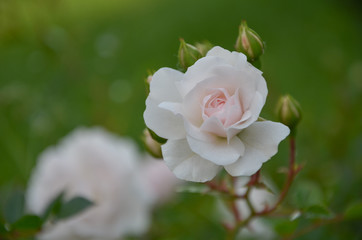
[0, 0, 361, 239]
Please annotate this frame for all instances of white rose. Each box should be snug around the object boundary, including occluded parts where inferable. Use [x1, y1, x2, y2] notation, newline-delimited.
[144, 46, 290, 182]
[26, 127, 152, 240]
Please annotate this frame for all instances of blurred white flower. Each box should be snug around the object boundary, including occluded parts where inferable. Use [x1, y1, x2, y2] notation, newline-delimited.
[218, 176, 276, 239]
[236, 177, 276, 239]
[26, 127, 152, 240]
[144, 46, 289, 182]
[140, 157, 181, 204]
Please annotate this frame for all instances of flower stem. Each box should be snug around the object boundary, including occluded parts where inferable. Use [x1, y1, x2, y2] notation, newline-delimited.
[265, 136, 297, 213]
[223, 136, 299, 240]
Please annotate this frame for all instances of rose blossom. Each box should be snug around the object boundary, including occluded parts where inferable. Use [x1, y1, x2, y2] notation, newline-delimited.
[144, 46, 290, 182]
[26, 127, 152, 240]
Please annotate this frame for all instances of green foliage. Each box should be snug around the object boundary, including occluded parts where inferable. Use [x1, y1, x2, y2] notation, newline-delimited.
[344, 201, 362, 220]
[304, 205, 334, 219]
[4, 190, 25, 224]
[0, 223, 7, 234]
[290, 180, 325, 209]
[41, 192, 64, 220]
[0, 190, 93, 240]
[273, 218, 299, 236]
[11, 215, 42, 231]
[56, 197, 94, 220]
[41, 192, 94, 221]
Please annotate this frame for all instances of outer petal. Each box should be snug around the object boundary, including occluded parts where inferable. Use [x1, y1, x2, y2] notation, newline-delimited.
[206, 46, 247, 67]
[144, 68, 186, 140]
[148, 68, 183, 103]
[225, 121, 290, 176]
[162, 139, 222, 182]
[144, 97, 185, 140]
[177, 57, 226, 97]
[185, 122, 245, 165]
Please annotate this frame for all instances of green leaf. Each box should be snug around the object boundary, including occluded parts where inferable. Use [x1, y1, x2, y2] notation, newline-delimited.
[273, 218, 299, 236]
[344, 201, 362, 220]
[304, 205, 334, 219]
[56, 197, 93, 220]
[291, 180, 324, 209]
[4, 190, 25, 224]
[41, 191, 64, 220]
[11, 215, 42, 231]
[0, 223, 7, 233]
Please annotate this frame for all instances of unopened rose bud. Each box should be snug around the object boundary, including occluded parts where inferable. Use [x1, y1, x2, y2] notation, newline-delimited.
[178, 38, 202, 71]
[144, 75, 152, 95]
[277, 95, 302, 134]
[195, 41, 214, 56]
[142, 128, 163, 158]
[144, 70, 155, 95]
[235, 20, 264, 62]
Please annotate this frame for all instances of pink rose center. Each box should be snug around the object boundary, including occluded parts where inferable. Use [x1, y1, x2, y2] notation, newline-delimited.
[202, 88, 243, 127]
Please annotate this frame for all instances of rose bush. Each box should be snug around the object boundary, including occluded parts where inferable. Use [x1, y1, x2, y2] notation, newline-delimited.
[235, 177, 276, 239]
[144, 46, 290, 182]
[26, 127, 152, 240]
[218, 176, 276, 239]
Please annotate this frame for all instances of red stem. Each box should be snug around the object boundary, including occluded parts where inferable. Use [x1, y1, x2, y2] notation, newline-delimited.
[256, 136, 297, 215]
[213, 136, 300, 240]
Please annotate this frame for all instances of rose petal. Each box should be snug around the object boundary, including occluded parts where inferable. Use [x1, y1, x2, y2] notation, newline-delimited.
[224, 121, 290, 176]
[185, 122, 245, 165]
[148, 68, 183, 103]
[255, 74, 268, 102]
[178, 57, 228, 97]
[200, 116, 227, 137]
[144, 97, 185, 140]
[158, 102, 183, 115]
[228, 92, 264, 132]
[206, 46, 247, 67]
[162, 139, 221, 182]
[207, 66, 257, 108]
[182, 70, 258, 128]
[144, 68, 186, 140]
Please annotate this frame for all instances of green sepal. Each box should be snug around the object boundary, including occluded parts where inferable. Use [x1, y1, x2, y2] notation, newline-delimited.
[178, 38, 202, 72]
[147, 128, 167, 144]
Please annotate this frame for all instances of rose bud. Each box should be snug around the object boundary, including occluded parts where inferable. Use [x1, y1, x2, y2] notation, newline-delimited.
[144, 70, 155, 95]
[277, 95, 302, 134]
[195, 41, 214, 56]
[235, 20, 264, 62]
[178, 38, 202, 71]
[142, 128, 163, 158]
